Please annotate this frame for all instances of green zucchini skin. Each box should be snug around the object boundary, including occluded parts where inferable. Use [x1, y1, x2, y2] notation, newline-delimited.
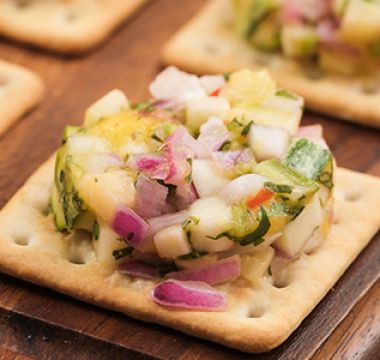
[284, 138, 334, 189]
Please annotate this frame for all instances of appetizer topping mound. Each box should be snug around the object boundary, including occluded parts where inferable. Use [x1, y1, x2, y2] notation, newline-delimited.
[233, 0, 380, 75]
[51, 67, 334, 311]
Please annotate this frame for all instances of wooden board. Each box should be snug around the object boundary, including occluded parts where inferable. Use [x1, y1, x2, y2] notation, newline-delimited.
[0, 0, 379, 358]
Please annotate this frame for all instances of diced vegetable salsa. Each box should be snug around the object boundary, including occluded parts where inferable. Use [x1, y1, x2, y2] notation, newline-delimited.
[233, 0, 380, 75]
[51, 67, 334, 311]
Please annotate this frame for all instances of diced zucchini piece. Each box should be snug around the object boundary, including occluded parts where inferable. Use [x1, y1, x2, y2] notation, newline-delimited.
[273, 193, 323, 257]
[77, 170, 136, 222]
[248, 124, 291, 161]
[226, 106, 301, 136]
[186, 96, 230, 134]
[50, 183, 66, 231]
[233, 0, 280, 38]
[254, 159, 319, 203]
[153, 225, 191, 259]
[188, 197, 235, 252]
[281, 24, 319, 58]
[249, 13, 281, 51]
[340, 0, 380, 46]
[62, 126, 80, 143]
[240, 246, 275, 284]
[284, 138, 333, 189]
[93, 225, 126, 270]
[222, 69, 276, 107]
[192, 159, 229, 198]
[84, 89, 129, 127]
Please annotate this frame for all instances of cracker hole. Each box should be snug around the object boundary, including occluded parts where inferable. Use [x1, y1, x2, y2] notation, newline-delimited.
[14, 236, 30, 247]
[249, 305, 266, 318]
[272, 271, 292, 289]
[66, 230, 94, 266]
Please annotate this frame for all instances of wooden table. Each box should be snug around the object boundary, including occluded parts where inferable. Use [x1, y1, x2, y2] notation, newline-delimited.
[0, 1, 379, 359]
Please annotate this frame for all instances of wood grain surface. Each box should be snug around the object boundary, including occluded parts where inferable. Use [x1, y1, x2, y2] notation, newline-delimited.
[0, 0, 379, 359]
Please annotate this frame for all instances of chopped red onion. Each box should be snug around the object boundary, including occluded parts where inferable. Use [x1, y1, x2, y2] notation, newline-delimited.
[151, 280, 226, 311]
[167, 255, 241, 285]
[111, 205, 149, 250]
[282, 0, 330, 23]
[128, 154, 169, 180]
[212, 149, 253, 170]
[117, 260, 158, 280]
[134, 175, 169, 220]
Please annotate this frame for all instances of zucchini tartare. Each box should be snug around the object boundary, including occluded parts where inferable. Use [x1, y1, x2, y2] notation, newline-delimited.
[50, 67, 334, 310]
[233, 0, 380, 76]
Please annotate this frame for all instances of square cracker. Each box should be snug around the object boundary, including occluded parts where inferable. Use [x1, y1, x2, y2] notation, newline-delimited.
[0, 0, 147, 54]
[0, 60, 44, 136]
[162, 0, 380, 129]
[0, 157, 379, 353]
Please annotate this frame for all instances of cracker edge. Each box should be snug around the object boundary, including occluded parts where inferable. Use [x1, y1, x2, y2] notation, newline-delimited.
[162, 0, 380, 128]
[0, 0, 147, 54]
[0, 60, 44, 135]
[0, 157, 379, 353]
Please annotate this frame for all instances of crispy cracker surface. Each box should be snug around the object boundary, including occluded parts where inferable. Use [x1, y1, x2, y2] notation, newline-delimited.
[162, 0, 380, 128]
[0, 157, 379, 353]
[0, 60, 44, 136]
[0, 0, 147, 54]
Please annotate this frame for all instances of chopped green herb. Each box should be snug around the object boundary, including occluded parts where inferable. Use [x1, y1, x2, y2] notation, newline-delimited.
[264, 181, 293, 194]
[223, 72, 231, 81]
[239, 206, 270, 246]
[92, 221, 99, 241]
[241, 120, 254, 136]
[135, 101, 154, 112]
[178, 250, 208, 260]
[112, 247, 133, 260]
[157, 262, 179, 277]
[227, 118, 243, 131]
[208, 206, 271, 247]
[318, 172, 333, 189]
[275, 90, 298, 100]
[151, 133, 163, 143]
[220, 140, 232, 151]
[185, 157, 193, 184]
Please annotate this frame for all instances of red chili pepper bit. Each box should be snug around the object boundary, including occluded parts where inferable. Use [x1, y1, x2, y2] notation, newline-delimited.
[210, 87, 221, 96]
[246, 188, 274, 209]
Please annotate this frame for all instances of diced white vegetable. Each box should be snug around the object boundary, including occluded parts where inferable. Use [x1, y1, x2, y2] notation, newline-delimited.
[273, 194, 323, 257]
[226, 107, 301, 136]
[149, 66, 206, 104]
[200, 75, 225, 94]
[248, 124, 291, 161]
[85, 153, 122, 173]
[78, 171, 136, 222]
[153, 224, 191, 259]
[263, 91, 304, 114]
[119, 141, 150, 157]
[340, 0, 380, 45]
[218, 174, 268, 205]
[188, 197, 234, 252]
[192, 159, 229, 198]
[84, 89, 129, 127]
[66, 134, 111, 156]
[240, 246, 275, 284]
[281, 24, 319, 58]
[197, 116, 229, 151]
[186, 97, 230, 133]
[175, 254, 218, 269]
[94, 225, 126, 270]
